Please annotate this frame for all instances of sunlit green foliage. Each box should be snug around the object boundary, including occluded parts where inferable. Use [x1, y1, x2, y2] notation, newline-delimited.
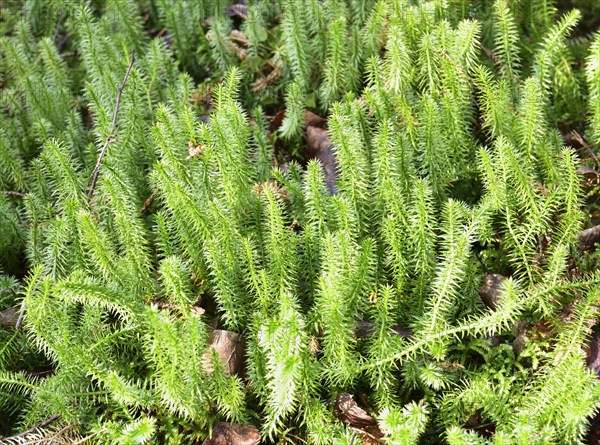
[1, 1, 600, 444]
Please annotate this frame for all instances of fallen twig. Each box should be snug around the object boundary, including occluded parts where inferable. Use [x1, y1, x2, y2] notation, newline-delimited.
[0, 414, 61, 443]
[88, 49, 135, 198]
[571, 130, 600, 170]
[480, 43, 500, 67]
[355, 320, 412, 339]
[349, 431, 357, 445]
[0, 191, 26, 197]
[419, 421, 495, 442]
[15, 301, 25, 330]
[53, 8, 66, 43]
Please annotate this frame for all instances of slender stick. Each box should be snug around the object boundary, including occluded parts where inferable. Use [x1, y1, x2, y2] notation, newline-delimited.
[52, 8, 66, 43]
[349, 431, 357, 445]
[0, 190, 26, 197]
[1, 414, 61, 442]
[572, 130, 600, 170]
[420, 422, 495, 441]
[15, 301, 25, 330]
[88, 49, 135, 199]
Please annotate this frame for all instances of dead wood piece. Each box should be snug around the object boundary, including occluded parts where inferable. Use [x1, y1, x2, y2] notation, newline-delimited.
[202, 422, 260, 445]
[334, 393, 384, 444]
[479, 272, 507, 310]
[202, 329, 246, 376]
[306, 125, 337, 195]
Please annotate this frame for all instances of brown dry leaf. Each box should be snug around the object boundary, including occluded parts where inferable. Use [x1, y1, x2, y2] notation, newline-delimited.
[305, 126, 329, 158]
[439, 361, 465, 371]
[251, 60, 282, 93]
[578, 166, 600, 177]
[202, 422, 260, 445]
[225, 4, 249, 19]
[0, 305, 19, 329]
[532, 319, 554, 340]
[533, 181, 550, 196]
[229, 41, 247, 61]
[309, 335, 319, 355]
[230, 29, 248, 46]
[140, 191, 157, 213]
[304, 110, 324, 127]
[186, 141, 204, 160]
[191, 305, 206, 317]
[578, 224, 600, 252]
[334, 393, 384, 444]
[570, 316, 600, 374]
[479, 272, 507, 310]
[512, 322, 531, 356]
[202, 329, 246, 376]
[270, 110, 286, 131]
[191, 85, 212, 107]
[305, 125, 337, 194]
[252, 180, 289, 201]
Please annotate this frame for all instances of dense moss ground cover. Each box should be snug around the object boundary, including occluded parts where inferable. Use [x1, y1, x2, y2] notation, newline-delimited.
[2, 1, 600, 444]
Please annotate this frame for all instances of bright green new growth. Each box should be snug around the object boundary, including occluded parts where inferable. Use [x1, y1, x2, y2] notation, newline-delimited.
[1, 1, 600, 444]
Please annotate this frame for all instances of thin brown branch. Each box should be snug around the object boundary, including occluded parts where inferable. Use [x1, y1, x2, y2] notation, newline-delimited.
[88, 49, 135, 199]
[15, 301, 25, 330]
[0, 190, 26, 197]
[480, 43, 500, 67]
[0, 414, 61, 443]
[349, 431, 357, 445]
[53, 8, 66, 43]
[571, 130, 600, 170]
[354, 320, 412, 339]
[420, 422, 495, 443]
[26, 368, 55, 378]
